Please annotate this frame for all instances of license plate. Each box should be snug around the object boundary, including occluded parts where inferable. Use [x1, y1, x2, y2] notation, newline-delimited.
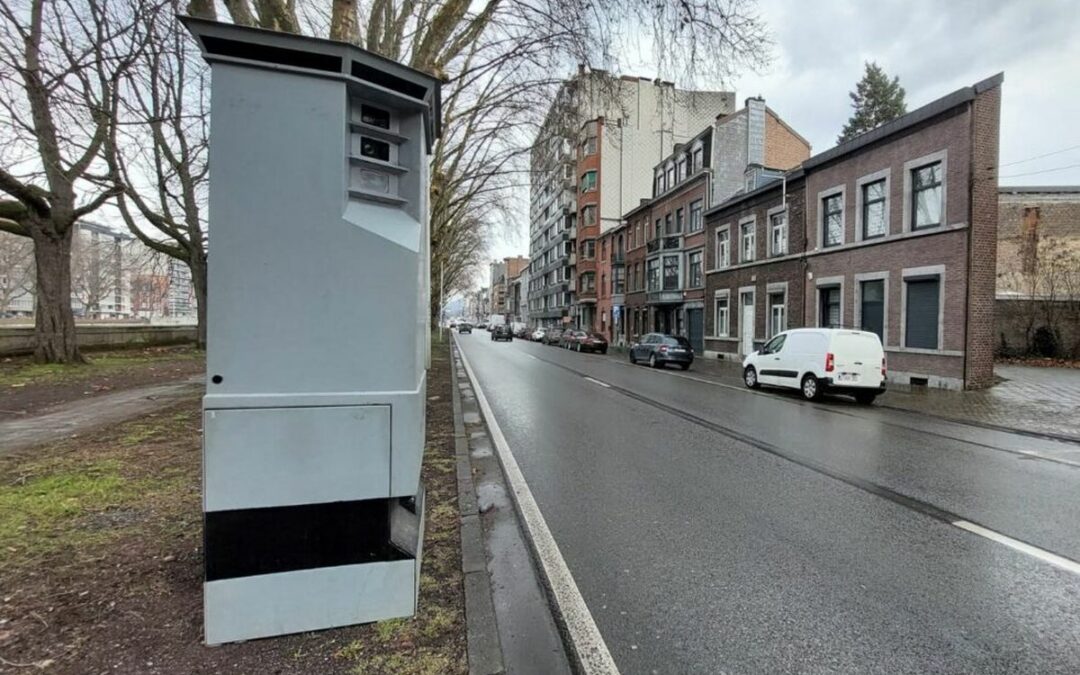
[838, 372, 860, 383]
[670, 348, 684, 353]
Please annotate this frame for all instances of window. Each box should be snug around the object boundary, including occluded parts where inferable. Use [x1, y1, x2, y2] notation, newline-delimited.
[675, 208, 684, 234]
[664, 213, 673, 236]
[692, 147, 703, 172]
[860, 279, 885, 341]
[613, 267, 625, 294]
[600, 274, 606, 296]
[716, 229, 730, 268]
[905, 277, 940, 349]
[601, 240, 607, 261]
[666, 164, 675, 188]
[581, 136, 597, 156]
[662, 255, 679, 290]
[769, 292, 786, 337]
[655, 172, 664, 195]
[687, 251, 703, 288]
[911, 162, 943, 229]
[762, 334, 786, 354]
[654, 218, 662, 239]
[636, 263, 643, 291]
[689, 200, 703, 232]
[580, 170, 597, 193]
[823, 193, 843, 247]
[820, 286, 841, 328]
[769, 211, 787, 256]
[582, 205, 597, 227]
[714, 295, 729, 336]
[862, 179, 887, 239]
[677, 158, 687, 181]
[740, 221, 755, 262]
[580, 273, 595, 292]
[646, 259, 660, 291]
[582, 239, 596, 259]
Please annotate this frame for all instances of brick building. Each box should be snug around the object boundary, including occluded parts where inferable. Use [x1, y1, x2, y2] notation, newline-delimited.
[613, 99, 809, 352]
[704, 73, 1003, 390]
[996, 186, 1080, 356]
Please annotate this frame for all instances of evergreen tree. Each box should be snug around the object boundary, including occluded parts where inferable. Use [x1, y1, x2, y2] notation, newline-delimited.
[838, 62, 908, 143]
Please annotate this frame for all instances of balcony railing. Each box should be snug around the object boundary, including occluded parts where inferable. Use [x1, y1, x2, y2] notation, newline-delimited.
[646, 239, 661, 253]
[646, 290, 683, 304]
[662, 236, 681, 250]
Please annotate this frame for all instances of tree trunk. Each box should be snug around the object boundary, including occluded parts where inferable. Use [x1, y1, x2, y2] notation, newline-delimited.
[30, 225, 83, 363]
[190, 255, 208, 350]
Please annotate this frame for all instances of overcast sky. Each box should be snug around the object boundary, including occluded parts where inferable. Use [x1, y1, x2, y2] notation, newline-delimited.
[487, 0, 1080, 266]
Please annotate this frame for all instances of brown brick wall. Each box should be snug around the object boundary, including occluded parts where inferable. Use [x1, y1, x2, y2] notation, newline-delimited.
[964, 81, 1002, 389]
[765, 111, 811, 170]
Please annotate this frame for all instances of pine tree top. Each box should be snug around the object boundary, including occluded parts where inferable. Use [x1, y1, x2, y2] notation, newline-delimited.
[838, 61, 908, 144]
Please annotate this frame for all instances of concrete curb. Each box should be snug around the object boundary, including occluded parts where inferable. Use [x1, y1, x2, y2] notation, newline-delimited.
[450, 344, 505, 675]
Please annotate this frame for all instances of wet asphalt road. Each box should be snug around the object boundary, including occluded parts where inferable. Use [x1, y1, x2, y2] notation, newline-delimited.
[455, 333, 1080, 674]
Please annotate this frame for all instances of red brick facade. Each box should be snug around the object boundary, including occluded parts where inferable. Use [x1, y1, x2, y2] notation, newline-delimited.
[704, 74, 1003, 390]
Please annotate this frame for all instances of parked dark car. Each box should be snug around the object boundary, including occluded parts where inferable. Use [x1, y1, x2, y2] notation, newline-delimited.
[561, 330, 585, 349]
[575, 332, 608, 354]
[458, 322, 473, 334]
[543, 328, 564, 345]
[477, 322, 488, 330]
[491, 324, 512, 342]
[629, 333, 694, 370]
[513, 325, 530, 339]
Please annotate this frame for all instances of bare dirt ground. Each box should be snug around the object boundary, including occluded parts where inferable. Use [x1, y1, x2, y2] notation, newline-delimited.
[0, 346, 205, 418]
[0, 340, 465, 674]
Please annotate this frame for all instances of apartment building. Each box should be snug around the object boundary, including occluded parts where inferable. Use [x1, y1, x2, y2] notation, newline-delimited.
[610, 99, 810, 352]
[704, 74, 1003, 390]
[527, 68, 736, 330]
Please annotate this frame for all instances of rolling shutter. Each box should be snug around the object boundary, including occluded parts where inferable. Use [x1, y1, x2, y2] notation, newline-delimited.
[905, 278, 940, 349]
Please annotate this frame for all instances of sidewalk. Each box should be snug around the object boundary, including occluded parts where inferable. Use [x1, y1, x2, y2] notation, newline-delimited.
[641, 351, 1080, 443]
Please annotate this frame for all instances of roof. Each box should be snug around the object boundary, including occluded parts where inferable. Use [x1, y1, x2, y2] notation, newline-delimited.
[180, 16, 442, 150]
[703, 169, 804, 218]
[803, 72, 1003, 171]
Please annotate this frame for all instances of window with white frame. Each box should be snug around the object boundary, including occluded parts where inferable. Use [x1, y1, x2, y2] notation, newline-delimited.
[687, 250, 703, 287]
[714, 294, 730, 336]
[666, 164, 676, 188]
[823, 193, 843, 247]
[911, 162, 943, 230]
[769, 211, 787, 256]
[740, 220, 755, 262]
[689, 200, 703, 232]
[675, 207, 684, 233]
[716, 228, 730, 268]
[580, 170, 597, 193]
[768, 291, 786, 337]
[646, 259, 660, 291]
[677, 158, 687, 182]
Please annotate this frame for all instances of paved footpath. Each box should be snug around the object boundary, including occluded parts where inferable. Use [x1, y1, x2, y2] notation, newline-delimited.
[0, 377, 202, 455]
[661, 352, 1080, 442]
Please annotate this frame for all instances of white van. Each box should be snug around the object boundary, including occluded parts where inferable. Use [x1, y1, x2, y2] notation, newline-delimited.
[742, 328, 886, 403]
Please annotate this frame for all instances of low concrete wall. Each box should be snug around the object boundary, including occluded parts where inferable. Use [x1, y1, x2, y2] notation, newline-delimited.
[0, 324, 197, 356]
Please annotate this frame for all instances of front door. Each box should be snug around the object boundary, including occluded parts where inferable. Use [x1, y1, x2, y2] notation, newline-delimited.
[687, 308, 704, 354]
[740, 292, 755, 356]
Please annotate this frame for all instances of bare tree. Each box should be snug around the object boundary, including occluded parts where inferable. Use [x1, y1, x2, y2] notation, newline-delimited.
[0, 0, 151, 362]
[0, 230, 34, 313]
[180, 0, 770, 317]
[109, 1, 209, 346]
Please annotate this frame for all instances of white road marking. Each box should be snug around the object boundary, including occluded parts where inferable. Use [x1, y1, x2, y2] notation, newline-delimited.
[952, 520, 1080, 576]
[584, 377, 611, 388]
[455, 339, 621, 674]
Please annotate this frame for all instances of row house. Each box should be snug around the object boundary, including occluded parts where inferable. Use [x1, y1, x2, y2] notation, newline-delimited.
[704, 73, 1003, 390]
[605, 98, 810, 351]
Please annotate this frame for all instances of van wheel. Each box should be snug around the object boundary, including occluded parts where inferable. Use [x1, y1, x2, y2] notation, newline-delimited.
[854, 391, 877, 405]
[743, 366, 759, 389]
[801, 374, 821, 401]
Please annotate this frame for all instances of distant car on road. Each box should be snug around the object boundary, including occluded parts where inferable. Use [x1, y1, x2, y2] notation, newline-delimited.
[561, 330, 586, 349]
[742, 328, 886, 404]
[575, 332, 608, 354]
[477, 322, 488, 330]
[543, 328, 563, 345]
[629, 333, 694, 370]
[530, 328, 547, 342]
[457, 322, 472, 334]
[491, 324, 513, 342]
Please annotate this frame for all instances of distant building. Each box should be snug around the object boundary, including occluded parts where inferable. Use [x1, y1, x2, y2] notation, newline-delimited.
[527, 69, 736, 330]
[489, 256, 528, 318]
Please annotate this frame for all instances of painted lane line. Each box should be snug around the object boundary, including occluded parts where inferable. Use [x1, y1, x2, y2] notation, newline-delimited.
[455, 339, 620, 675]
[584, 377, 611, 388]
[953, 520, 1080, 576]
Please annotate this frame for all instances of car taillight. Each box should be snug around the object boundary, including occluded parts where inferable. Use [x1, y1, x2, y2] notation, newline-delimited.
[659, 345, 669, 353]
[825, 352, 835, 372]
[881, 356, 887, 377]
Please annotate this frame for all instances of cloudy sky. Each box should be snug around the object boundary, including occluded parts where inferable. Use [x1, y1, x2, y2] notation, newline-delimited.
[488, 0, 1080, 265]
